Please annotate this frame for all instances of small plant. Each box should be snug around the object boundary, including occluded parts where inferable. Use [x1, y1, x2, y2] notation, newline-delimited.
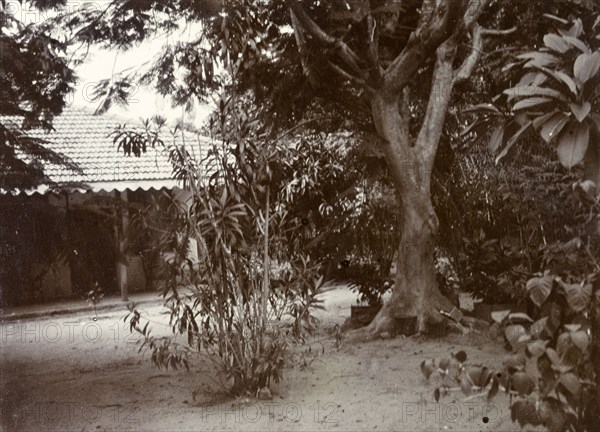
[86, 281, 104, 321]
[420, 350, 498, 402]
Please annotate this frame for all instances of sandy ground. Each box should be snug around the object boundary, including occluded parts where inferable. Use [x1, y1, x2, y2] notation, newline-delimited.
[1, 286, 532, 432]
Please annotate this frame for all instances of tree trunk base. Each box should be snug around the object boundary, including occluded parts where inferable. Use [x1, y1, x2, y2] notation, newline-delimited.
[344, 290, 456, 341]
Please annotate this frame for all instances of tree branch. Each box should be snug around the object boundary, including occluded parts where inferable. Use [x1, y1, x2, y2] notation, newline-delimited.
[290, 6, 320, 88]
[328, 61, 371, 89]
[416, 36, 457, 167]
[453, 25, 517, 84]
[289, 3, 369, 84]
[383, 0, 468, 96]
[453, 24, 483, 84]
[362, 1, 383, 86]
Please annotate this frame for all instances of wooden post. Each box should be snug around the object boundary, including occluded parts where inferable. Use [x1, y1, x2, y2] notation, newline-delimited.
[114, 190, 129, 301]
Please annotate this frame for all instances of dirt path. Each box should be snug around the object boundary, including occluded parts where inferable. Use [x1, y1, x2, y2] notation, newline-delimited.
[1, 287, 531, 431]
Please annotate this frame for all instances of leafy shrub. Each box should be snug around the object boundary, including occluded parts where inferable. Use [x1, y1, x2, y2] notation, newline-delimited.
[123, 88, 328, 397]
[276, 128, 399, 307]
[424, 176, 599, 432]
[433, 145, 575, 304]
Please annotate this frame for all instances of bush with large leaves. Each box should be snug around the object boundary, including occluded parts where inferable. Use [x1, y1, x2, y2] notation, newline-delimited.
[468, 14, 600, 186]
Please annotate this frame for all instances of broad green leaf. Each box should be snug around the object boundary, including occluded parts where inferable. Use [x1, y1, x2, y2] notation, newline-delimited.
[535, 66, 578, 95]
[518, 71, 547, 87]
[505, 324, 528, 351]
[543, 14, 569, 25]
[526, 274, 553, 307]
[558, 19, 583, 38]
[511, 371, 535, 396]
[504, 353, 526, 371]
[545, 348, 561, 366]
[513, 97, 552, 111]
[573, 52, 600, 85]
[461, 103, 502, 115]
[532, 111, 558, 130]
[554, 71, 578, 95]
[559, 372, 581, 395]
[491, 309, 510, 324]
[539, 112, 569, 143]
[487, 124, 504, 153]
[559, 280, 592, 312]
[556, 121, 589, 168]
[571, 331, 589, 351]
[539, 399, 567, 432]
[512, 400, 542, 427]
[518, 51, 559, 68]
[530, 317, 548, 339]
[569, 101, 591, 122]
[495, 121, 532, 163]
[503, 85, 567, 102]
[562, 36, 590, 54]
[525, 357, 541, 380]
[556, 332, 571, 355]
[508, 312, 534, 324]
[543, 33, 571, 53]
[564, 324, 581, 332]
[527, 340, 547, 358]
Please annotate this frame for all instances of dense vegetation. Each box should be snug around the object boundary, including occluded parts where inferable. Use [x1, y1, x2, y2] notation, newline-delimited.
[1, 1, 599, 429]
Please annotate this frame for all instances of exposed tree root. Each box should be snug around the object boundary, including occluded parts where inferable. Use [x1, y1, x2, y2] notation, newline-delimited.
[344, 290, 460, 343]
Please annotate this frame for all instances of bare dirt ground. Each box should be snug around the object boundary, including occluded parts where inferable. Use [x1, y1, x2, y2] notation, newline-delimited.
[1, 287, 534, 432]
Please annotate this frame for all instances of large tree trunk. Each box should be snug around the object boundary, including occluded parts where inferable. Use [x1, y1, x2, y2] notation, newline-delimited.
[358, 38, 460, 337]
[363, 88, 454, 336]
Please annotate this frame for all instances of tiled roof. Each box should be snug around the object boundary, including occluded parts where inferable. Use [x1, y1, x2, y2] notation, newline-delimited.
[1, 107, 210, 194]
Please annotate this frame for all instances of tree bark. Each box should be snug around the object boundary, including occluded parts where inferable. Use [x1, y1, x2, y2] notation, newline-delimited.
[363, 89, 454, 336]
[358, 37, 461, 337]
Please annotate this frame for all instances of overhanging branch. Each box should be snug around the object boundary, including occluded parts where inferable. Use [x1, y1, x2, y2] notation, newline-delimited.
[289, 2, 369, 86]
[453, 25, 517, 84]
[383, 0, 468, 96]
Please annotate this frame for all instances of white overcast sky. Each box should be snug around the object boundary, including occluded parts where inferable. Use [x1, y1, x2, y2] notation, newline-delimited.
[9, 0, 213, 126]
